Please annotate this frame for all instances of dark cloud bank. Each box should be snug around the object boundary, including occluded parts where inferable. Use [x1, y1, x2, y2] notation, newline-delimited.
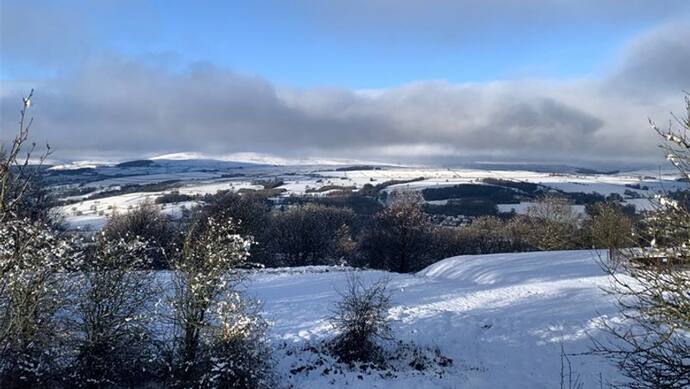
[1, 3, 689, 167]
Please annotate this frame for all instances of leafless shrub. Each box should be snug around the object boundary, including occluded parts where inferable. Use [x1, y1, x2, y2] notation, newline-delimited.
[560, 343, 584, 389]
[329, 273, 392, 363]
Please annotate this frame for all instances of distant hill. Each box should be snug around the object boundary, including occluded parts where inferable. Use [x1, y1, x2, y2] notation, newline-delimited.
[115, 160, 158, 168]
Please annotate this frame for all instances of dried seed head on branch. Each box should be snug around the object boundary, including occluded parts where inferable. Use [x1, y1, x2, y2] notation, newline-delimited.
[0, 89, 52, 221]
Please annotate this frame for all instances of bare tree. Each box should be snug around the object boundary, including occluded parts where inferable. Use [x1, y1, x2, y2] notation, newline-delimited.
[524, 194, 581, 250]
[267, 203, 354, 266]
[359, 191, 432, 272]
[594, 94, 690, 389]
[587, 202, 634, 260]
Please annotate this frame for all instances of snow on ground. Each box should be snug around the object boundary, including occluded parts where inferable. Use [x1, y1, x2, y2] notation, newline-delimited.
[58, 180, 261, 229]
[620, 198, 656, 212]
[497, 202, 587, 215]
[61, 214, 108, 231]
[55, 163, 686, 229]
[247, 250, 624, 388]
[175, 180, 262, 196]
[83, 171, 223, 188]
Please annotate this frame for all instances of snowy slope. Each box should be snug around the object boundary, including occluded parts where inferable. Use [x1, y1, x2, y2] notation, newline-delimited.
[248, 250, 624, 388]
[151, 151, 385, 166]
[54, 162, 686, 230]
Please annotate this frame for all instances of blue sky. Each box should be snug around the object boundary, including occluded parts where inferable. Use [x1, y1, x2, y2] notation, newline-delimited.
[1, 1, 689, 164]
[117, 1, 643, 87]
[2, 0, 684, 87]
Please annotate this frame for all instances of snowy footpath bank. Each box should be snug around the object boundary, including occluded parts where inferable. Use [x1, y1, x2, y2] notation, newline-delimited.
[246, 250, 623, 388]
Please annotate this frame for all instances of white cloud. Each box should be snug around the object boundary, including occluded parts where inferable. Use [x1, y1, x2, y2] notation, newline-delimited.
[0, 9, 688, 165]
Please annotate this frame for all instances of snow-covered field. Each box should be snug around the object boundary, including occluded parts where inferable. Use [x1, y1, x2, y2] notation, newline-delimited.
[52, 157, 686, 230]
[497, 202, 588, 215]
[247, 250, 624, 388]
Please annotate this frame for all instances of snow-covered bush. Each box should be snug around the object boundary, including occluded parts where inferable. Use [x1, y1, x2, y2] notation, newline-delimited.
[329, 274, 392, 363]
[201, 293, 273, 388]
[0, 218, 81, 387]
[65, 233, 160, 387]
[167, 216, 272, 387]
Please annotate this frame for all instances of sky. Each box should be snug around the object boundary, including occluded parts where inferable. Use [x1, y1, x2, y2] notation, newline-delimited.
[1, 0, 689, 166]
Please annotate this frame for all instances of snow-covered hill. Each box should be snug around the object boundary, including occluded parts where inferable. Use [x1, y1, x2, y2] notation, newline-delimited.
[248, 250, 624, 388]
[54, 160, 686, 231]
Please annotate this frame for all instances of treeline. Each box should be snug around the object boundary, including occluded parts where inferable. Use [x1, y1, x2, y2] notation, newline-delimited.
[420, 178, 631, 217]
[114, 189, 637, 274]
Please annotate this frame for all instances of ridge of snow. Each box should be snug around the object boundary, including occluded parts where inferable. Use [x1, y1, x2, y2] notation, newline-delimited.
[417, 249, 608, 286]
